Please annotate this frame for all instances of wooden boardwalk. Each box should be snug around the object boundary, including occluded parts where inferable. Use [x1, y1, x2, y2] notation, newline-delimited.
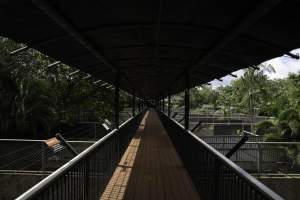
[100, 110, 201, 200]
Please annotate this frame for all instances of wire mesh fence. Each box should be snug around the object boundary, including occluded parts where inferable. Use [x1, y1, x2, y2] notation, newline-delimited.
[0, 139, 94, 172]
[200, 137, 300, 175]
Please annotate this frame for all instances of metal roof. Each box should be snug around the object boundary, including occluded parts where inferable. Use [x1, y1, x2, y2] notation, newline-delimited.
[1, 0, 299, 99]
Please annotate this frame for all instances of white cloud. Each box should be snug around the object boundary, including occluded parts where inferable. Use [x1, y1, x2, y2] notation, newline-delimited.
[210, 48, 300, 88]
[264, 49, 300, 79]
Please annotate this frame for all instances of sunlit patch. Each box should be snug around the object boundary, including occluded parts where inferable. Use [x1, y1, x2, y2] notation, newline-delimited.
[100, 111, 149, 200]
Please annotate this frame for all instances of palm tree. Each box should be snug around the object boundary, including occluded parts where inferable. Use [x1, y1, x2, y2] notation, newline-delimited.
[232, 64, 275, 131]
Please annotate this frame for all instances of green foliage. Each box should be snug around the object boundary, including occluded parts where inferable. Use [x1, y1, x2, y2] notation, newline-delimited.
[255, 120, 277, 135]
[0, 37, 127, 139]
[172, 63, 300, 141]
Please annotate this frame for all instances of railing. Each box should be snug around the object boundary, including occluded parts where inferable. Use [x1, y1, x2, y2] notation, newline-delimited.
[16, 111, 144, 200]
[202, 139, 300, 174]
[0, 139, 94, 171]
[158, 111, 283, 200]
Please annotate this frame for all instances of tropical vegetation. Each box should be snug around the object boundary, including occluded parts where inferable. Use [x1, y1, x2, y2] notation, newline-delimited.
[0, 37, 131, 139]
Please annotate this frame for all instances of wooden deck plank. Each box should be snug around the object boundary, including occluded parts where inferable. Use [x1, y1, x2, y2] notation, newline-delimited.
[100, 110, 201, 200]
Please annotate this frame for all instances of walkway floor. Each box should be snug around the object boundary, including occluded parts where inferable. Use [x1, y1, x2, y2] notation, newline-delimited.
[100, 110, 201, 200]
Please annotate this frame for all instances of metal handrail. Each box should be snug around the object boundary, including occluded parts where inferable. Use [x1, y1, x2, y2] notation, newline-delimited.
[16, 116, 134, 200]
[203, 141, 300, 145]
[160, 111, 284, 200]
[0, 139, 96, 143]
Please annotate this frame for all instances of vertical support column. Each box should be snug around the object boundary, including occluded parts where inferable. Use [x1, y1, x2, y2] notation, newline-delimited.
[114, 73, 120, 128]
[184, 73, 190, 130]
[162, 97, 165, 113]
[168, 91, 171, 117]
[132, 90, 136, 116]
[138, 98, 141, 112]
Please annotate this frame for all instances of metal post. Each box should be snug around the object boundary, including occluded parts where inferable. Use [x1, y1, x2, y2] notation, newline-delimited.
[55, 133, 78, 156]
[84, 160, 90, 199]
[162, 97, 165, 113]
[114, 73, 120, 128]
[184, 73, 190, 130]
[257, 142, 262, 175]
[168, 92, 171, 117]
[132, 90, 136, 116]
[41, 143, 46, 175]
[94, 123, 97, 139]
[114, 73, 120, 166]
[138, 98, 141, 112]
[159, 97, 161, 111]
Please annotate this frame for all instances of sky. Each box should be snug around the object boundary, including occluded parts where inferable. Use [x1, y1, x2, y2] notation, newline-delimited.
[209, 49, 300, 88]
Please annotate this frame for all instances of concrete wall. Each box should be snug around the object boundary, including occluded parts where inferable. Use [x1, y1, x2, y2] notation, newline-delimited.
[0, 173, 45, 200]
[258, 177, 300, 200]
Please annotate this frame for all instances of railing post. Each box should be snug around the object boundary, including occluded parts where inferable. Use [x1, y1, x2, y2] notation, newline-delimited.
[41, 143, 46, 175]
[84, 159, 90, 200]
[168, 92, 171, 117]
[184, 73, 190, 130]
[114, 73, 120, 164]
[158, 97, 161, 111]
[257, 142, 262, 175]
[132, 90, 136, 116]
[114, 73, 120, 128]
[138, 98, 141, 112]
[162, 97, 165, 113]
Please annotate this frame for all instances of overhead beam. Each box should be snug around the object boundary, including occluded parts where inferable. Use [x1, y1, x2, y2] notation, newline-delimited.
[47, 61, 61, 68]
[163, 0, 282, 94]
[23, 22, 298, 61]
[32, 0, 118, 72]
[68, 70, 80, 76]
[32, 0, 138, 94]
[229, 73, 238, 78]
[10, 46, 28, 55]
[81, 74, 91, 80]
[93, 80, 102, 84]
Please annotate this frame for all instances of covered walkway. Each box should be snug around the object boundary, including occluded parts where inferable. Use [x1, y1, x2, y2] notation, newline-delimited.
[100, 110, 200, 200]
[8, 1, 292, 199]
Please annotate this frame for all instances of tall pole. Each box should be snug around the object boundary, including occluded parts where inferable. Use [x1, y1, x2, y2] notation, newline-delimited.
[114, 73, 120, 128]
[184, 73, 190, 130]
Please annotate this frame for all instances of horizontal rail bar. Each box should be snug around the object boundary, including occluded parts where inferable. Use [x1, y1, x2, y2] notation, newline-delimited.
[159, 111, 284, 200]
[0, 139, 97, 144]
[203, 141, 300, 145]
[16, 115, 136, 200]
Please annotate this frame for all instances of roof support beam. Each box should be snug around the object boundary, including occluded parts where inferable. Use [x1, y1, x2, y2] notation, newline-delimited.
[47, 61, 61, 68]
[32, 0, 137, 93]
[93, 80, 102, 84]
[10, 46, 28, 55]
[32, 0, 118, 73]
[82, 74, 91, 80]
[184, 73, 190, 130]
[163, 0, 282, 95]
[68, 70, 80, 76]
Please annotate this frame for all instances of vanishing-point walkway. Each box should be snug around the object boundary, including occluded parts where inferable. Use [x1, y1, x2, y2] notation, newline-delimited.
[100, 110, 201, 200]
